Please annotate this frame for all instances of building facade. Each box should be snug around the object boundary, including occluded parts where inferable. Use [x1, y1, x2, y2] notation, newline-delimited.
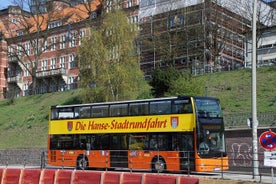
[138, 0, 275, 77]
[0, 1, 102, 98]
[0, 0, 274, 99]
[245, 25, 276, 68]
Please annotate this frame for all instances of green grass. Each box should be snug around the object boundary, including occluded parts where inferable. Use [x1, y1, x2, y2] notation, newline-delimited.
[0, 90, 81, 149]
[201, 67, 276, 114]
[0, 67, 275, 149]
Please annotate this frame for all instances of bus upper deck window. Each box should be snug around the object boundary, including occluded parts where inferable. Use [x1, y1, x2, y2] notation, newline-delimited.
[129, 102, 149, 116]
[51, 108, 58, 120]
[92, 105, 109, 118]
[150, 100, 171, 115]
[110, 104, 128, 117]
[58, 107, 74, 119]
[172, 99, 192, 114]
[79, 106, 91, 118]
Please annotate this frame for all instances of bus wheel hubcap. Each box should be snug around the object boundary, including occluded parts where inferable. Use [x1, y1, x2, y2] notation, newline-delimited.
[155, 160, 165, 172]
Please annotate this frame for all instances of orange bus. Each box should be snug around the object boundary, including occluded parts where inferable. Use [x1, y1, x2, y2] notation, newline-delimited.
[48, 96, 228, 172]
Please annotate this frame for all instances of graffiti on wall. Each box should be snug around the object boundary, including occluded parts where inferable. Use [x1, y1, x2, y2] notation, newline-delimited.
[230, 143, 253, 167]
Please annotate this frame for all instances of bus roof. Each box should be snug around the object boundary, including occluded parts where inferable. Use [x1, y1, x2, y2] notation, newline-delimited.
[51, 95, 219, 109]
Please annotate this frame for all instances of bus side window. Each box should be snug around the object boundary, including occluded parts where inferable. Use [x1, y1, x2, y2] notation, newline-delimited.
[183, 104, 192, 113]
[74, 107, 80, 118]
[79, 106, 91, 118]
[172, 103, 185, 114]
[150, 101, 171, 115]
[92, 105, 109, 118]
[51, 108, 58, 120]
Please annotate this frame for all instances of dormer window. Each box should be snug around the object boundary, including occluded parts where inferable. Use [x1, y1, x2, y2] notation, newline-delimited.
[17, 30, 24, 36]
[90, 12, 97, 19]
[48, 20, 62, 29]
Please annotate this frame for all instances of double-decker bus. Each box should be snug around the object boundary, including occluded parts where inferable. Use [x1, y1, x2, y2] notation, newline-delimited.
[48, 96, 228, 172]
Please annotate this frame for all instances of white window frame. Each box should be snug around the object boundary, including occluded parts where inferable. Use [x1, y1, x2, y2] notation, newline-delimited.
[42, 59, 47, 71]
[50, 58, 57, 69]
[59, 55, 66, 68]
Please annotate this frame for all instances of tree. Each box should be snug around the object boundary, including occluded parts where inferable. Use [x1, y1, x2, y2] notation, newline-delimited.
[166, 71, 204, 97]
[79, 8, 151, 103]
[150, 66, 182, 97]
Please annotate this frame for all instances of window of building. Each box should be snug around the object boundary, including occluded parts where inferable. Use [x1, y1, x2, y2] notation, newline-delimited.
[106, 0, 113, 13]
[60, 56, 66, 68]
[48, 20, 62, 29]
[42, 40, 48, 52]
[34, 40, 39, 55]
[90, 12, 97, 19]
[25, 42, 30, 55]
[69, 32, 76, 48]
[17, 30, 24, 36]
[51, 58, 57, 69]
[126, 0, 133, 8]
[8, 46, 14, 54]
[17, 44, 23, 57]
[23, 83, 28, 96]
[42, 59, 47, 71]
[51, 36, 57, 51]
[69, 54, 76, 69]
[24, 63, 30, 76]
[79, 29, 86, 45]
[68, 76, 75, 89]
[60, 34, 66, 49]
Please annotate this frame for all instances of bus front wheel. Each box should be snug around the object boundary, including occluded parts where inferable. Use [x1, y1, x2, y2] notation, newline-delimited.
[151, 157, 166, 173]
[76, 155, 89, 170]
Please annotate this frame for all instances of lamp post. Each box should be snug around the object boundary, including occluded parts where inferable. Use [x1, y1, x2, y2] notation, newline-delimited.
[252, 0, 259, 179]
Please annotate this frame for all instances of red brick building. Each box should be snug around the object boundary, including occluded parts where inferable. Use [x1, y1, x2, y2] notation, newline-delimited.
[0, 1, 102, 98]
[0, 0, 140, 99]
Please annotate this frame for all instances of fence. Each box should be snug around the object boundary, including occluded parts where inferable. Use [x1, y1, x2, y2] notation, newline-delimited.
[0, 149, 274, 175]
[224, 112, 276, 128]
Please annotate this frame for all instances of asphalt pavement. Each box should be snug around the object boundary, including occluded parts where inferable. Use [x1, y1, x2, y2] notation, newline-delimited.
[195, 171, 275, 184]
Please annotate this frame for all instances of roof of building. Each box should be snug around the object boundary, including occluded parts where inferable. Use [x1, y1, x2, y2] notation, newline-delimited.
[0, 0, 101, 39]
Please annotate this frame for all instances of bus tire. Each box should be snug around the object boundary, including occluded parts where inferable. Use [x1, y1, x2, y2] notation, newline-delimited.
[151, 157, 166, 173]
[76, 155, 89, 170]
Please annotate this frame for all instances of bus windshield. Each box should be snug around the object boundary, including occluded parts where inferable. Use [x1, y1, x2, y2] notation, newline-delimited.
[194, 97, 226, 158]
[194, 98, 222, 118]
[197, 128, 226, 157]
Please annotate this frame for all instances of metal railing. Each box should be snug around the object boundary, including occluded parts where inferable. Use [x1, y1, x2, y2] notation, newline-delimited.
[0, 148, 275, 184]
[224, 112, 276, 128]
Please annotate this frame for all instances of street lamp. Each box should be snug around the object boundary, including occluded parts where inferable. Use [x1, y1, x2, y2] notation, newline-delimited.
[252, 0, 259, 178]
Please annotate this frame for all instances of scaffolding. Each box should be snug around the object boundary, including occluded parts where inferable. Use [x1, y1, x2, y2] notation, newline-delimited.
[137, 0, 273, 77]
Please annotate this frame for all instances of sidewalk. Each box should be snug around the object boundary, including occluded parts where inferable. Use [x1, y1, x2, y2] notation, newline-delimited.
[196, 171, 275, 184]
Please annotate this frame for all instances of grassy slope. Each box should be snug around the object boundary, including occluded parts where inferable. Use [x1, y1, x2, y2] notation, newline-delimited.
[201, 67, 276, 114]
[0, 67, 275, 149]
[0, 90, 81, 149]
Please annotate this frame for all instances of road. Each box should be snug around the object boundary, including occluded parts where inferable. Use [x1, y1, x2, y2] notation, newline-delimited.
[194, 171, 274, 184]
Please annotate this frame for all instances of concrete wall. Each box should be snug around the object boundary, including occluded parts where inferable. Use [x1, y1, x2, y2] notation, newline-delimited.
[225, 127, 276, 173]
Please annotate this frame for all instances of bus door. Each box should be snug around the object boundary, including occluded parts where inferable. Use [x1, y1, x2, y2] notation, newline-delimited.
[176, 134, 195, 171]
[110, 134, 128, 168]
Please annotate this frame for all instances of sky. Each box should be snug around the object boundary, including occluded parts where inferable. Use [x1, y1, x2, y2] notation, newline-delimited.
[1, 0, 14, 9]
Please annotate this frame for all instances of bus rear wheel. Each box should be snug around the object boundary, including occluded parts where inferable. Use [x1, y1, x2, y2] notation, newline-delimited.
[76, 155, 89, 170]
[151, 157, 166, 173]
